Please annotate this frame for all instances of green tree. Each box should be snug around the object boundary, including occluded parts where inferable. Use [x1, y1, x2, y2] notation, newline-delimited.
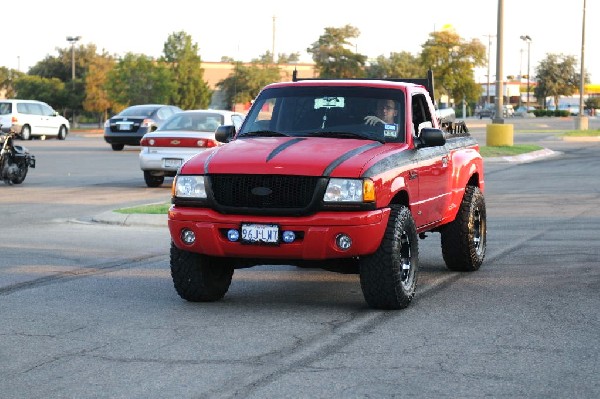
[217, 55, 281, 109]
[84, 53, 117, 125]
[0, 67, 23, 98]
[13, 75, 66, 110]
[420, 29, 486, 105]
[534, 53, 585, 110]
[105, 53, 175, 109]
[161, 31, 211, 109]
[307, 25, 367, 78]
[366, 51, 426, 79]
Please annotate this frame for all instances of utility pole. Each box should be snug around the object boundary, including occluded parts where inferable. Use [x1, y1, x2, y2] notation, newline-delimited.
[483, 34, 496, 106]
[66, 36, 81, 86]
[272, 15, 276, 63]
[520, 35, 532, 109]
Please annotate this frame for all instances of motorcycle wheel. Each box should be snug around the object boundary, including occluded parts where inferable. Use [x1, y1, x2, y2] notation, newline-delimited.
[10, 164, 28, 184]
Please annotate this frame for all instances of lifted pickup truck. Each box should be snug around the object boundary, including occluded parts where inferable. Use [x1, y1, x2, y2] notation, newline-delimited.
[167, 71, 486, 310]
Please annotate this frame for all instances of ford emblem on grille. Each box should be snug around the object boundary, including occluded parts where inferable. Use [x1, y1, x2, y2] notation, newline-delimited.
[251, 187, 272, 196]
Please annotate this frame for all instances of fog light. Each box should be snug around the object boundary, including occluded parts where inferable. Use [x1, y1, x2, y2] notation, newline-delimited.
[282, 230, 295, 243]
[181, 229, 195, 244]
[227, 229, 239, 242]
[335, 234, 352, 251]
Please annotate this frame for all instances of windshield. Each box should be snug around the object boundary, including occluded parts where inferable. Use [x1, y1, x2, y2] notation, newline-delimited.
[238, 86, 406, 143]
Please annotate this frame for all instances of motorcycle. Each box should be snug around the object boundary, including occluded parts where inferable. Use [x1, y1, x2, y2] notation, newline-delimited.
[0, 124, 36, 185]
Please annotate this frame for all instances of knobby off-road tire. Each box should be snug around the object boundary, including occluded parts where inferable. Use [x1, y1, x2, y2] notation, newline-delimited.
[170, 242, 234, 302]
[359, 205, 419, 310]
[440, 185, 487, 271]
[144, 171, 164, 187]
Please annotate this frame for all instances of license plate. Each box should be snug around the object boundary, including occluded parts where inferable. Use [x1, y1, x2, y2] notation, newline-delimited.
[241, 223, 279, 244]
[118, 123, 132, 131]
[163, 158, 183, 168]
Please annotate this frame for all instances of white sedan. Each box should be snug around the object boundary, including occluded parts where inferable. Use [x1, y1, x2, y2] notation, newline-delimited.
[139, 110, 245, 187]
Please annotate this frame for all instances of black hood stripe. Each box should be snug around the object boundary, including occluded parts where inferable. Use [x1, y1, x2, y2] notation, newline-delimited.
[267, 138, 307, 162]
[323, 142, 383, 177]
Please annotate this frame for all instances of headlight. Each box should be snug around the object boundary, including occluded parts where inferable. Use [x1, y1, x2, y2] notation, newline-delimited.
[323, 178, 375, 203]
[174, 175, 207, 198]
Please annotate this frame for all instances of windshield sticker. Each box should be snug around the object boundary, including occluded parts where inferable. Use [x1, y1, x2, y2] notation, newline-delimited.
[383, 124, 398, 138]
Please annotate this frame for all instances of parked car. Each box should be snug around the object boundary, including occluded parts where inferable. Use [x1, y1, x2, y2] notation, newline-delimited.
[0, 99, 70, 140]
[139, 110, 245, 187]
[514, 106, 536, 117]
[476, 105, 495, 119]
[103, 104, 183, 151]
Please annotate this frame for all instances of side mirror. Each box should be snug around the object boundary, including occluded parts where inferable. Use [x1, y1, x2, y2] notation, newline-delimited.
[419, 128, 446, 147]
[215, 125, 236, 143]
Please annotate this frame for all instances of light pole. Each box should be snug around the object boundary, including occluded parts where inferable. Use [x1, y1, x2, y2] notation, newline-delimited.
[520, 35, 532, 108]
[66, 36, 81, 83]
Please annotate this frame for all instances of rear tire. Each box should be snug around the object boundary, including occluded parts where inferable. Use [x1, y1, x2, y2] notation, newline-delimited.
[111, 143, 124, 151]
[144, 171, 164, 187]
[20, 126, 31, 140]
[359, 205, 419, 310]
[440, 186, 487, 271]
[170, 242, 234, 302]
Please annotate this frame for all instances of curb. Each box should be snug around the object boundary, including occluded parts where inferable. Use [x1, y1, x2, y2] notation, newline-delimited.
[91, 211, 167, 227]
[485, 148, 560, 164]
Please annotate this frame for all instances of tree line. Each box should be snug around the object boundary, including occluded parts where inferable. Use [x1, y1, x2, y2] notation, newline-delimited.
[0, 25, 591, 125]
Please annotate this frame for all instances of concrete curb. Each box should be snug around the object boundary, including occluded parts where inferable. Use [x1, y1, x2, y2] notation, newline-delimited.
[485, 148, 560, 164]
[91, 211, 167, 227]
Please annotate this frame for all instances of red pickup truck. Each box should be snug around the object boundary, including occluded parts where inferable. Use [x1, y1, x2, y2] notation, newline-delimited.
[167, 71, 487, 310]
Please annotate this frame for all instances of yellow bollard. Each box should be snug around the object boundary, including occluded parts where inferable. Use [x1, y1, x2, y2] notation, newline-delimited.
[486, 123, 514, 146]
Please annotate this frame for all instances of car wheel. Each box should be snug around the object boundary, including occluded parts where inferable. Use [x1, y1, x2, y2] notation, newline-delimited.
[170, 242, 234, 302]
[440, 186, 487, 271]
[58, 125, 67, 140]
[359, 205, 419, 310]
[143, 171, 164, 187]
[111, 144, 124, 151]
[20, 125, 31, 140]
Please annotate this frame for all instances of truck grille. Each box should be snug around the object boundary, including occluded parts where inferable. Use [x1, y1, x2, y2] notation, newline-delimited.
[210, 175, 321, 210]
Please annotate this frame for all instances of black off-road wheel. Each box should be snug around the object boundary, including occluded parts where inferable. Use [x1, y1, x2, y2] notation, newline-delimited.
[144, 171, 164, 187]
[440, 186, 487, 271]
[359, 205, 419, 310]
[170, 242, 234, 302]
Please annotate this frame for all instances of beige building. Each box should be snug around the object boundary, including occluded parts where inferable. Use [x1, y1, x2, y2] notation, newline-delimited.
[202, 61, 317, 110]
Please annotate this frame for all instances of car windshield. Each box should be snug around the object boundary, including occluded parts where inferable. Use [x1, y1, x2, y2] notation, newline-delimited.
[238, 86, 406, 143]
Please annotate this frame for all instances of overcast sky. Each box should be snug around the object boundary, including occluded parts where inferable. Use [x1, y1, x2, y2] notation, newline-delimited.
[3, 0, 597, 84]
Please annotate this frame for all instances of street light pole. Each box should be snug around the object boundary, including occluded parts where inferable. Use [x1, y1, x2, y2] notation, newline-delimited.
[520, 35, 532, 108]
[66, 36, 81, 84]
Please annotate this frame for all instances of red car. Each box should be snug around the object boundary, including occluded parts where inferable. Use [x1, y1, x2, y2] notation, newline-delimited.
[168, 72, 486, 309]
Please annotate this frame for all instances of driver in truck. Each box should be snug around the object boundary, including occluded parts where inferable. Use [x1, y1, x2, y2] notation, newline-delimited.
[364, 99, 398, 126]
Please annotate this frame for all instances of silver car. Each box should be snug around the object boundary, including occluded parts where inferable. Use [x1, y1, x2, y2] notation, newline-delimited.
[139, 110, 245, 187]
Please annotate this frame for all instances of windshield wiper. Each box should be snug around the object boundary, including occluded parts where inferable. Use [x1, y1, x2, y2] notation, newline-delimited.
[242, 130, 289, 138]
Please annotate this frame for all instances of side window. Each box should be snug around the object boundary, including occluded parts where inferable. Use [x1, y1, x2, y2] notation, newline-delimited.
[411, 94, 433, 136]
[40, 103, 55, 116]
[17, 102, 30, 114]
[28, 103, 44, 116]
[0, 103, 11, 115]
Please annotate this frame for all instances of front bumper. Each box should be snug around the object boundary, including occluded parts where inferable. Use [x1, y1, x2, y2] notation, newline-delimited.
[168, 207, 391, 260]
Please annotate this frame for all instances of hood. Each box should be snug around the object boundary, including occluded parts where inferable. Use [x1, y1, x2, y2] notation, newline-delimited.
[179, 137, 395, 178]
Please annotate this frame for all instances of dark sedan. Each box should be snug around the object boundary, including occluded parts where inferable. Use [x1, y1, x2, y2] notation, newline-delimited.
[103, 104, 183, 151]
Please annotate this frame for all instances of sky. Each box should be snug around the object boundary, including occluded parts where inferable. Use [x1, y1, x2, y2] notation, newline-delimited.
[2, 0, 597, 84]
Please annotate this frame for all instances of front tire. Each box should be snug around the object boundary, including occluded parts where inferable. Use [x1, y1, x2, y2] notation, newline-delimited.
[170, 243, 234, 302]
[58, 125, 68, 140]
[440, 186, 487, 271]
[359, 205, 419, 310]
[10, 164, 28, 184]
[144, 171, 164, 187]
